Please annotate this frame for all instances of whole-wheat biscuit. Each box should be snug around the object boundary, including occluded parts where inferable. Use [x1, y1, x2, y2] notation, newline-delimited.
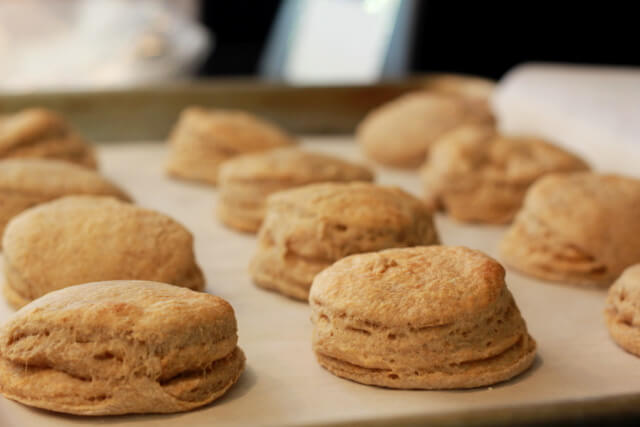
[0, 108, 97, 168]
[217, 147, 374, 232]
[166, 107, 296, 185]
[0, 280, 245, 415]
[249, 182, 439, 301]
[500, 173, 640, 286]
[420, 125, 589, 224]
[310, 246, 536, 389]
[2, 196, 205, 308]
[356, 92, 493, 168]
[0, 158, 130, 242]
[605, 265, 640, 356]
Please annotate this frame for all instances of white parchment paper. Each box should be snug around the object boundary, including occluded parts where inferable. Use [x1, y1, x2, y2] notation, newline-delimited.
[0, 138, 638, 426]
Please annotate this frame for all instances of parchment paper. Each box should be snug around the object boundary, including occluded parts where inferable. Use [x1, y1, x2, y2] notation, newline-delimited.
[1, 137, 638, 426]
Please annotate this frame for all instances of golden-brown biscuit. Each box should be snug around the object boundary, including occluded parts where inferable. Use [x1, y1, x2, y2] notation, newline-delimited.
[356, 92, 493, 168]
[0, 280, 245, 415]
[0, 108, 97, 168]
[605, 265, 640, 356]
[166, 107, 296, 185]
[500, 173, 640, 286]
[217, 147, 374, 233]
[0, 158, 130, 241]
[420, 125, 589, 224]
[310, 246, 536, 389]
[2, 196, 204, 308]
[249, 182, 439, 301]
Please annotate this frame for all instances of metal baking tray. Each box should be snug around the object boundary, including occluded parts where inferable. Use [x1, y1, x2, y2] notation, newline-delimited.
[1, 75, 639, 426]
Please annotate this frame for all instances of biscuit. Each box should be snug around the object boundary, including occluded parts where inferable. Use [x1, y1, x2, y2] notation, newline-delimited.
[2, 196, 204, 308]
[0, 108, 97, 168]
[249, 182, 439, 301]
[605, 265, 640, 356]
[0, 280, 245, 415]
[217, 147, 374, 232]
[0, 158, 130, 242]
[166, 107, 296, 185]
[420, 125, 589, 224]
[309, 246, 536, 389]
[356, 92, 493, 168]
[500, 173, 640, 286]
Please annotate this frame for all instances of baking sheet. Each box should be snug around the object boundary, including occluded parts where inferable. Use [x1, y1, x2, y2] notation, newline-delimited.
[0, 137, 638, 426]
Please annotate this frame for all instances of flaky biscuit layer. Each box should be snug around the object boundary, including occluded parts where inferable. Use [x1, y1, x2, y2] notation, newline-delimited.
[605, 265, 640, 356]
[217, 148, 373, 232]
[310, 246, 536, 389]
[249, 183, 438, 300]
[419, 124, 589, 224]
[0, 281, 244, 415]
[166, 107, 295, 185]
[500, 173, 640, 286]
[0, 108, 97, 168]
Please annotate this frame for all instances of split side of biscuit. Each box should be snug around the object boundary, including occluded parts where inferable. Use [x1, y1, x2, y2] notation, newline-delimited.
[0, 281, 244, 415]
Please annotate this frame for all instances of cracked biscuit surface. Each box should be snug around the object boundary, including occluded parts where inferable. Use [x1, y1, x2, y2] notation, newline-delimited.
[0, 280, 244, 415]
[2, 196, 204, 308]
[420, 125, 589, 224]
[249, 182, 439, 301]
[356, 92, 493, 168]
[0, 158, 130, 242]
[166, 107, 296, 185]
[309, 246, 536, 389]
[500, 173, 640, 286]
[0, 108, 97, 168]
[217, 147, 374, 232]
[605, 265, 640, 356]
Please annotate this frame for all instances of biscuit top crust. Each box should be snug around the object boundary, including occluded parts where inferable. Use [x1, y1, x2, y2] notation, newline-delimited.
[521, 172, 640, 259]
[171, 107, 296, 152]
[606, 265, 640, 327]
[356, 92, 492, 167]
[1, 281, 236, 343]
[310, 246, 505, 327]
[421, 124, 589, 185]
[3, 196, 203, 296]
[218, 147, 373, 184]
[266, 182, 430, 229]
[0, 109, 70, 154]
[0, 158, 130, 200]
[524, 172, 640, 222]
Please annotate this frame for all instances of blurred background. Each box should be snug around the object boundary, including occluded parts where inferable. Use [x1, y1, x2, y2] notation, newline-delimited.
[1, 0, 637, 92]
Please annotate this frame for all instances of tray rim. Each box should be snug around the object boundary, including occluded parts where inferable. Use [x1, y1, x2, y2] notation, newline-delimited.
[0, 73, 493, 97]
[0, 73, 495, 141]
